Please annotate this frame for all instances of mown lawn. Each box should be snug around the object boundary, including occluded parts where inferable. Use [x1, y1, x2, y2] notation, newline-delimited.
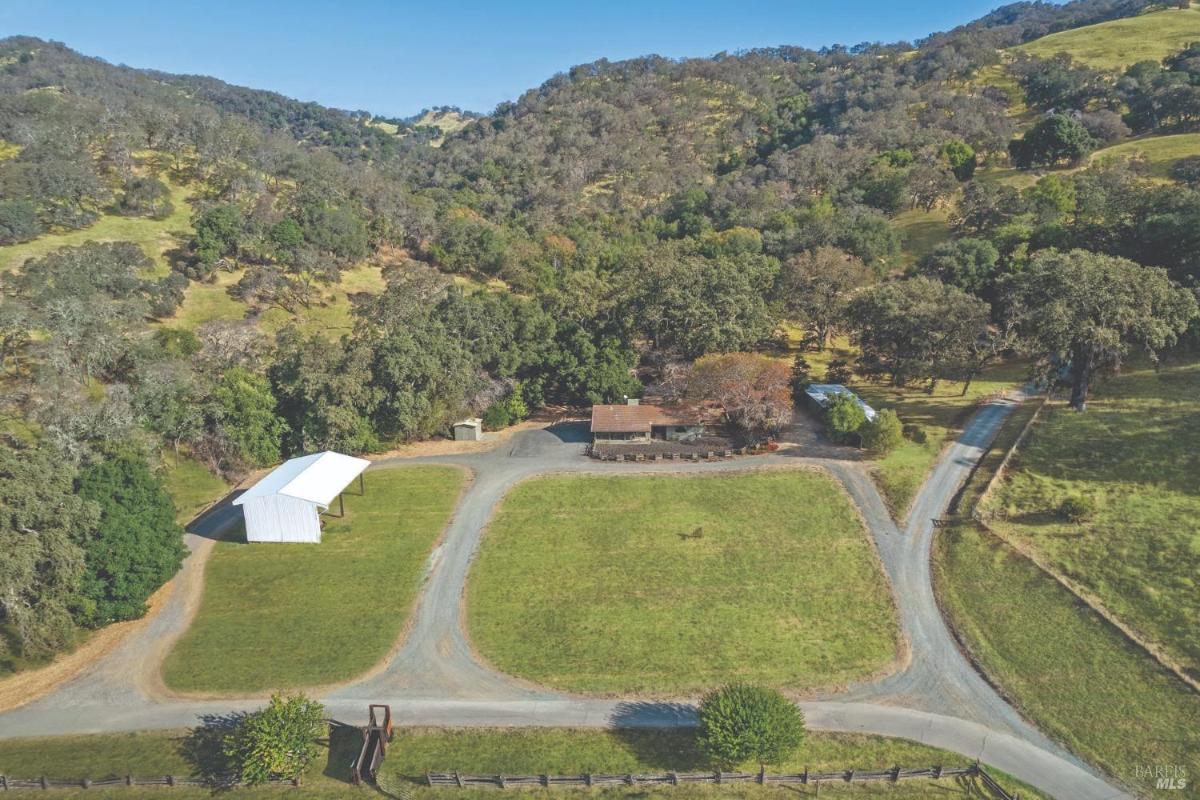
[0, 178, 192, 275]
[984, 359, 1200, 675]
[467, 471, 901, 695]
[933, 521, 1200, 796]
[162, 465, 464, 693]
[1013, 3, 1200, 69]
[0, 727, 1043, 799]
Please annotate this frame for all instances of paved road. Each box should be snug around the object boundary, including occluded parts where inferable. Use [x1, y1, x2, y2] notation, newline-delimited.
[0, 397, 1131, 800]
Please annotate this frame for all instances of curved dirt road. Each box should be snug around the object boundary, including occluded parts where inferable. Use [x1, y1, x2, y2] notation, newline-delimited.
[0, 397, 1129, 799]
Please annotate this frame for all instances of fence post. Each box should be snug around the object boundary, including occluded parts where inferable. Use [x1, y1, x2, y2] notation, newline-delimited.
[758, 765, 766, 784]
[891, 765, 900, 782]
[82, 778, 90, 789]
[845, 769, 854, 783]
[668, 772, 677, 786]
[584, 774, 592, 787]
[40, 777, 47, 790]
[714, 770, 722, 784]
[125, 775, 133, 786]
[802, 767, 808, 784]
[497, 775, 506, 789]
[166, 775, 175, 787]
[933, 765, 942, 779]
[0, 775, 6, 791]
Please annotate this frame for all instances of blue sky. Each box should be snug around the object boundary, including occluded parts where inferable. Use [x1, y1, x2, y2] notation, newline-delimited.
[2, 0, 1019, 118]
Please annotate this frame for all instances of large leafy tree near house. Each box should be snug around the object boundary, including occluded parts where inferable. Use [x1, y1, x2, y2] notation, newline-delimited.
[776, 246, 873, 349]
[847, 276, 990, 388]
[688, 352, 792, 435]
[1000, 249, 1198, 411]
[0, 443, 95, 658]
[75, 450, 187, 625]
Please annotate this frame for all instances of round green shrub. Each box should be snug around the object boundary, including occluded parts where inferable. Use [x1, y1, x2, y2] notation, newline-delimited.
[1059, 495, 1095, 523]
[902, 423, 927, 444]
[697, 683, 806, 769]
[860, 409, 904, 455]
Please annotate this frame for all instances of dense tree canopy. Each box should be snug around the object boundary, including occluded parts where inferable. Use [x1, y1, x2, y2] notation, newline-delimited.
[1000, 249, 1197, 410]
[75, 451, 186, 625]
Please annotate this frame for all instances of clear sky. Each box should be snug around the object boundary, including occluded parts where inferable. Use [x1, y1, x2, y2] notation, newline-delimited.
[1, 0, 1022, 118]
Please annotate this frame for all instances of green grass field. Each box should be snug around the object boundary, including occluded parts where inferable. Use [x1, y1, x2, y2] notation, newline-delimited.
[162, 465, 463, 693]
[933, 522, 1200, 795]
[984, 359, 1200, 675]
[467, 471, 901, 695]
[0, 178, 192, 276]
[1091, 132, 1200, 180]
[1013, 3, 1200, 69]
[0, 727, 1042, 799]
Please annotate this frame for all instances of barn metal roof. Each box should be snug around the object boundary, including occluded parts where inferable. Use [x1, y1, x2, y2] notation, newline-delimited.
[232, 451, 371, 509]
[804, 384, 877, 421]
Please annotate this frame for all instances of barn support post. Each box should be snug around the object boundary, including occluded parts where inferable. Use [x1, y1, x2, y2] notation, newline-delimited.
[358, 472, 365, 496]
[338, 493, 345, 517]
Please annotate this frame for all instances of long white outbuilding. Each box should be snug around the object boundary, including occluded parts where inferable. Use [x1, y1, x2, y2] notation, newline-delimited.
[232, 451, 371, 543]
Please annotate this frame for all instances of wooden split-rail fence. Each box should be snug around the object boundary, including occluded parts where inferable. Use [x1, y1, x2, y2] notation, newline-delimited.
[0, 763, 1019, 798]
[0, 775, 301, 790]
[427, 762, 1019, 798]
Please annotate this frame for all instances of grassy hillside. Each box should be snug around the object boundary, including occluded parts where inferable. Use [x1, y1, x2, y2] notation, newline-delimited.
[1091, 132, 1200, 179]
[0, 177, 192, 275]
[1014, 3, 1200, 68]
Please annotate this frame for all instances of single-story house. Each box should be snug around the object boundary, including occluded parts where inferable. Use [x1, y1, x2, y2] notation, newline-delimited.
[590, 399, 707, 443]
[233, 451, 371, 543]
[804, 384, 877, 422]
[452, 418, 483, 441]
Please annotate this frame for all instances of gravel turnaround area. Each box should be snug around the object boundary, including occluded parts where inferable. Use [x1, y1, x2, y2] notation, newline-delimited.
[0, 396, 1130, 800]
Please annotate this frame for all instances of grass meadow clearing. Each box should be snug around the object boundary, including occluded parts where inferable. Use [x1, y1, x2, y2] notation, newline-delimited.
[0, 727, 1043, 800]
[467, 471, 901, 695]
[1013, 2, 1200, 69]
[161, 465, 463, 693]
[0, 178, 193, 275]
[984, 358, 1200, 675]
[1091, 133, 1200, 180]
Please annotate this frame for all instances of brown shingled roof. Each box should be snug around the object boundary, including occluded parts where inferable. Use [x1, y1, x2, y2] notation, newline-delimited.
[590, 404, 696, 433]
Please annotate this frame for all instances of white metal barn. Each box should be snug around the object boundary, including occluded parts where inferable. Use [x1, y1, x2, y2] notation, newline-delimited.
[232, 451, 371, 543]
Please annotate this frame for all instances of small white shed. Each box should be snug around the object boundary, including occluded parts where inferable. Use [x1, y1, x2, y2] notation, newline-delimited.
[452, 418, 483, 441]
[232, 451, 371, 543]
